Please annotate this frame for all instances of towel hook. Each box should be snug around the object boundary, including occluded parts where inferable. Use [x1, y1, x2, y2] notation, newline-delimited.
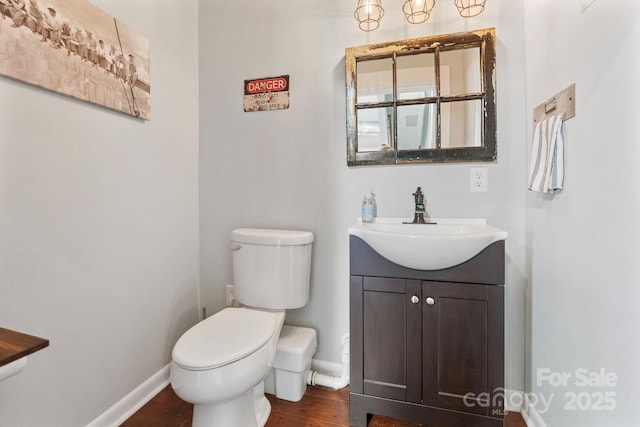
[544, 97, 557, 114]
[533, 84, 575, 127]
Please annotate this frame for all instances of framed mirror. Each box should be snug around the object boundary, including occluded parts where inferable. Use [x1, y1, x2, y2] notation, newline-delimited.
[345, 28, 497, 166]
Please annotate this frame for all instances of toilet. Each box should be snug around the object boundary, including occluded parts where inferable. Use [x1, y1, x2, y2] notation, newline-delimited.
[170, 228, 313, 427]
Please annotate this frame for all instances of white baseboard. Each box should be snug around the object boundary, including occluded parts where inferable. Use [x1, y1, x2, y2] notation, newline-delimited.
[87, 359, 339, 427]
[499, 389, 550, 427]
[506, 389, 524, 413]
[86, 363, 171, 427]
[520, 393, 549, 427]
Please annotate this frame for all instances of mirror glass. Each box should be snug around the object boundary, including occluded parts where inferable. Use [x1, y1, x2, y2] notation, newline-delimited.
[396, 53, 436, 99]
[397, 102, 436, 150]
[356, 58, 393, 103]
[346, 28, 496, 166]
[357, 105, 393, 152]
[439, 47, 481, 97]
[444, 99, 483, 148]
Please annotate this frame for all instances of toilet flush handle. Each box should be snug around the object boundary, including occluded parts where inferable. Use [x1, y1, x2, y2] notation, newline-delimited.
[229, 243, 242, 251]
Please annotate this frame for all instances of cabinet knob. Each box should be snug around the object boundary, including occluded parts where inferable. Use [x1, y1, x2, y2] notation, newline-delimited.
[425, 297, 435, 306]
[410, 295, 419, 304]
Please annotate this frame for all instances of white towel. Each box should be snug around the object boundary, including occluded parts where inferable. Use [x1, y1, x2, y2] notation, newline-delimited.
[528, 115, 564, 193]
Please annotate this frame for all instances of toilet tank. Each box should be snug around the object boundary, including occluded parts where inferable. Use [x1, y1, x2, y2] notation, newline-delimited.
[231, 228, 313, 310]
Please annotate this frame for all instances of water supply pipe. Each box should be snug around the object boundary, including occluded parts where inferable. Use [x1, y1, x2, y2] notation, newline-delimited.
[306, 334, 350, 390]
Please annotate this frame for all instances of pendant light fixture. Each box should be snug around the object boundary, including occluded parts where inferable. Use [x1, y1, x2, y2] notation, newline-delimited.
[354, 0, 385, 32]
[454, 0, 488, 18]
[402, 0, 436, 24]
[354, 0, 487, 31]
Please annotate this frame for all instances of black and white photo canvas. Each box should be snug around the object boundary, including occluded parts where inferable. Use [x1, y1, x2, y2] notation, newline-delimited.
[0, 0, 150, 119]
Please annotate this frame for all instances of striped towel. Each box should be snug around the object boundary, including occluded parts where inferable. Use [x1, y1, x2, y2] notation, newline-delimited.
[528, 115, 564, 193]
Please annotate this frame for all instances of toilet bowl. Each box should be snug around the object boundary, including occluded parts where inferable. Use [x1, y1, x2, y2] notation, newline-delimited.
[170, 228, 313, 427]
[171, 308, 285, 427]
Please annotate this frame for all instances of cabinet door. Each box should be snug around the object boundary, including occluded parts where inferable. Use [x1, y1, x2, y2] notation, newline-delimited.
[422, 281, 504, 417]
[360, 277, 422, 403]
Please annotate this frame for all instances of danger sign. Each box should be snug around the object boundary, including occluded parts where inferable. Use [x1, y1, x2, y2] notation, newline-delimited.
[244, 75, 290, 112]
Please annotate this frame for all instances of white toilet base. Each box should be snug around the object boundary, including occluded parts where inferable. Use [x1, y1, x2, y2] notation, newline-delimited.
[253, 382, 271, 427]
[192, 386, 268, 427]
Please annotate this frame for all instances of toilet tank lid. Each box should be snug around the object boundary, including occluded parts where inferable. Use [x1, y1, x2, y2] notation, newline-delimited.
[172, 308, 277, 370]
[231, 228, 314, 245]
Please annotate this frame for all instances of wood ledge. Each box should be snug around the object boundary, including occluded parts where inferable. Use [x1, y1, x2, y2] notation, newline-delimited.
[0, 327, 49, 368]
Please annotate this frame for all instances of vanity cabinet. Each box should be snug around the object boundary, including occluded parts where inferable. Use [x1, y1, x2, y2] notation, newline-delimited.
[349, 236, 505, 427]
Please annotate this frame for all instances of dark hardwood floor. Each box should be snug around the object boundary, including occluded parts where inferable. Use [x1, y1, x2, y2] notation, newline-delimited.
[121, 385, 527, 427]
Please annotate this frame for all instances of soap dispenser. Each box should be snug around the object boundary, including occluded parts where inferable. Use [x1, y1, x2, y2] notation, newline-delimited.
[361, 193, 376, 223]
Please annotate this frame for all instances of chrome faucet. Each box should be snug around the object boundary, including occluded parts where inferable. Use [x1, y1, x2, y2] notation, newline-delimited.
[405, 187, 435, 224]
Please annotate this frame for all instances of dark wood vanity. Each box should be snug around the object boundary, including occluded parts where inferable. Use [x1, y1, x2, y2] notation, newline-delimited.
[349, 235, 505, 427]
[0, 328, 49, 368]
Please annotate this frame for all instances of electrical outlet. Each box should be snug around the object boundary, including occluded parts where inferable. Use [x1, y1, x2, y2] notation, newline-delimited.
[225, 284, 235, 307]
[470, 168, 488, 193]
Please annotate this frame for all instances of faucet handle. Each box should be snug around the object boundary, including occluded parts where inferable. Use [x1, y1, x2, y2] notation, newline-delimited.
[413, 187, 425, 208]
[404, 186, 436, 225]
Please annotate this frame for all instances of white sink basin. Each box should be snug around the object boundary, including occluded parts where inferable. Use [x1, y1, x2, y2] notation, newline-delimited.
[0, 357, 27, 382]
[348, 218, 508, 270]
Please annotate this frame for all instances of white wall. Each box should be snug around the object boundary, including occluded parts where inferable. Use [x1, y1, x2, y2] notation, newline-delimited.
[5, 1, 638, 424]
[524, 1, 640, 426]
[0, 1, 199, 425]
[199, 0, 527, 392]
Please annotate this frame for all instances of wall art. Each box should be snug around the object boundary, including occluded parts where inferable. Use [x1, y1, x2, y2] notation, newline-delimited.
[0, 0, 150, 119]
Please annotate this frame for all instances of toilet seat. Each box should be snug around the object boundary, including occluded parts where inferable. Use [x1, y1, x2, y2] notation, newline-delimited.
[172, 308, 278, 371]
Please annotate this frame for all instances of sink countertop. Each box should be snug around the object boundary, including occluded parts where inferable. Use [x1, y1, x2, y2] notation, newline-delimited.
[348, 217, 508, 270]
[0, 328, 49, 368]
